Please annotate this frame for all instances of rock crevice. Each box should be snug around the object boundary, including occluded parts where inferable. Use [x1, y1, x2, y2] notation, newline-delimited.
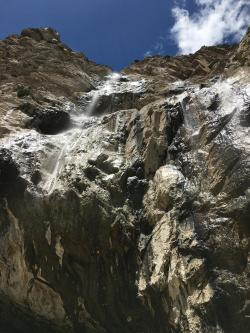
[0, 27, 250, 333]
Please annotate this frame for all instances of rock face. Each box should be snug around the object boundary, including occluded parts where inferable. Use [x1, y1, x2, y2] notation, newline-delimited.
[0, 27, 250, 333]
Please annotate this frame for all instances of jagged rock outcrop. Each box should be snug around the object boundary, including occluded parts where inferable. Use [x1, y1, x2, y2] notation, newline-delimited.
[0, 27, 249, 333]
[230, 27, 250, 68]
[0, 27, 110, 138]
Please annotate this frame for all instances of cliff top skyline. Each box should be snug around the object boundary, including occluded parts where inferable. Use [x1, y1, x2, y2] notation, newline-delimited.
[0, 0, 249, 70]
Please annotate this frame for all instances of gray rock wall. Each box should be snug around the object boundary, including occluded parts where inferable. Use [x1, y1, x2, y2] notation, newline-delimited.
[0, 27, 249, 333]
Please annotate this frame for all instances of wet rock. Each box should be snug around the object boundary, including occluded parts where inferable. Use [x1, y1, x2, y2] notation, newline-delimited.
[31, 170, 42, 185]
[25, 106, 71, 134]
[207, 93, 220, 111]
[126, 176, 148, 209]
[83, 73, 146, 117]
[0, 26, 250, 333]
[239, 102, 250, 127]
[167, 85, 186, 95]
[0, 149, 24, 198]
[88, 153, 119, 174]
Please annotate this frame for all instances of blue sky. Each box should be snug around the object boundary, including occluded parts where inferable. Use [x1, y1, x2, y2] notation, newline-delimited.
[0, 0, 179, 70]
[0, 0, 249, 70]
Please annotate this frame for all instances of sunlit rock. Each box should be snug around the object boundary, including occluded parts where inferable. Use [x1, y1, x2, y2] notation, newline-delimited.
[0, 26, 249, 333]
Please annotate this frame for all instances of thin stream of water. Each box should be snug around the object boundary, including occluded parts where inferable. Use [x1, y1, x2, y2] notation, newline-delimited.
[43, 73, 122, 194]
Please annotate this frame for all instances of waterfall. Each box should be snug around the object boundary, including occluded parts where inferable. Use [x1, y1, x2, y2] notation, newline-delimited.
[43, 73, 123, 194]
[86, 72, 121, 116]
[180, 95, 201, 151]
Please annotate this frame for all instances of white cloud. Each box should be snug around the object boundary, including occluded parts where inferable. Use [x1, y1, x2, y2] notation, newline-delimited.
[171, 0, 250, 54]
[144, 50, 152, 57]
[144, 37, 166, 58]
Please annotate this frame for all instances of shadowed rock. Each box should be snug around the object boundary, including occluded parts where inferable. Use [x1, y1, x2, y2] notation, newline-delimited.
[0, 26, 249, 333]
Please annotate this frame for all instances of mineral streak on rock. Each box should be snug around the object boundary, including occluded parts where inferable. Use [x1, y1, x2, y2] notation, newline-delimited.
[0, 27, 250, 333]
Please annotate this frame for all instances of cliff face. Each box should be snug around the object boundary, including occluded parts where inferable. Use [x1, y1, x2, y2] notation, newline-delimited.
[0, 27, 250, 333]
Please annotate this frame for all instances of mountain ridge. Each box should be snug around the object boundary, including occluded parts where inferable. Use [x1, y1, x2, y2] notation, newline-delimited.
[0, 26, 249, 333]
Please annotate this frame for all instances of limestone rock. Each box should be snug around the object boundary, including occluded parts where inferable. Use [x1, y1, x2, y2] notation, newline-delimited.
[0, 26, 250, 333]
[144, 165, 185, 225]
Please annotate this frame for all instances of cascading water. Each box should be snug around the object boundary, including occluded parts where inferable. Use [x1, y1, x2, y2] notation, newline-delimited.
[86, 72, 121, 116]
[0, 72, 145, 197]
[42, 73, 121, 193]
[42, 73, 145, 194]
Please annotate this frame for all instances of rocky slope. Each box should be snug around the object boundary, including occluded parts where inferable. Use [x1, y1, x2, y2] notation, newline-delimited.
[0, 27, 249, 333]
